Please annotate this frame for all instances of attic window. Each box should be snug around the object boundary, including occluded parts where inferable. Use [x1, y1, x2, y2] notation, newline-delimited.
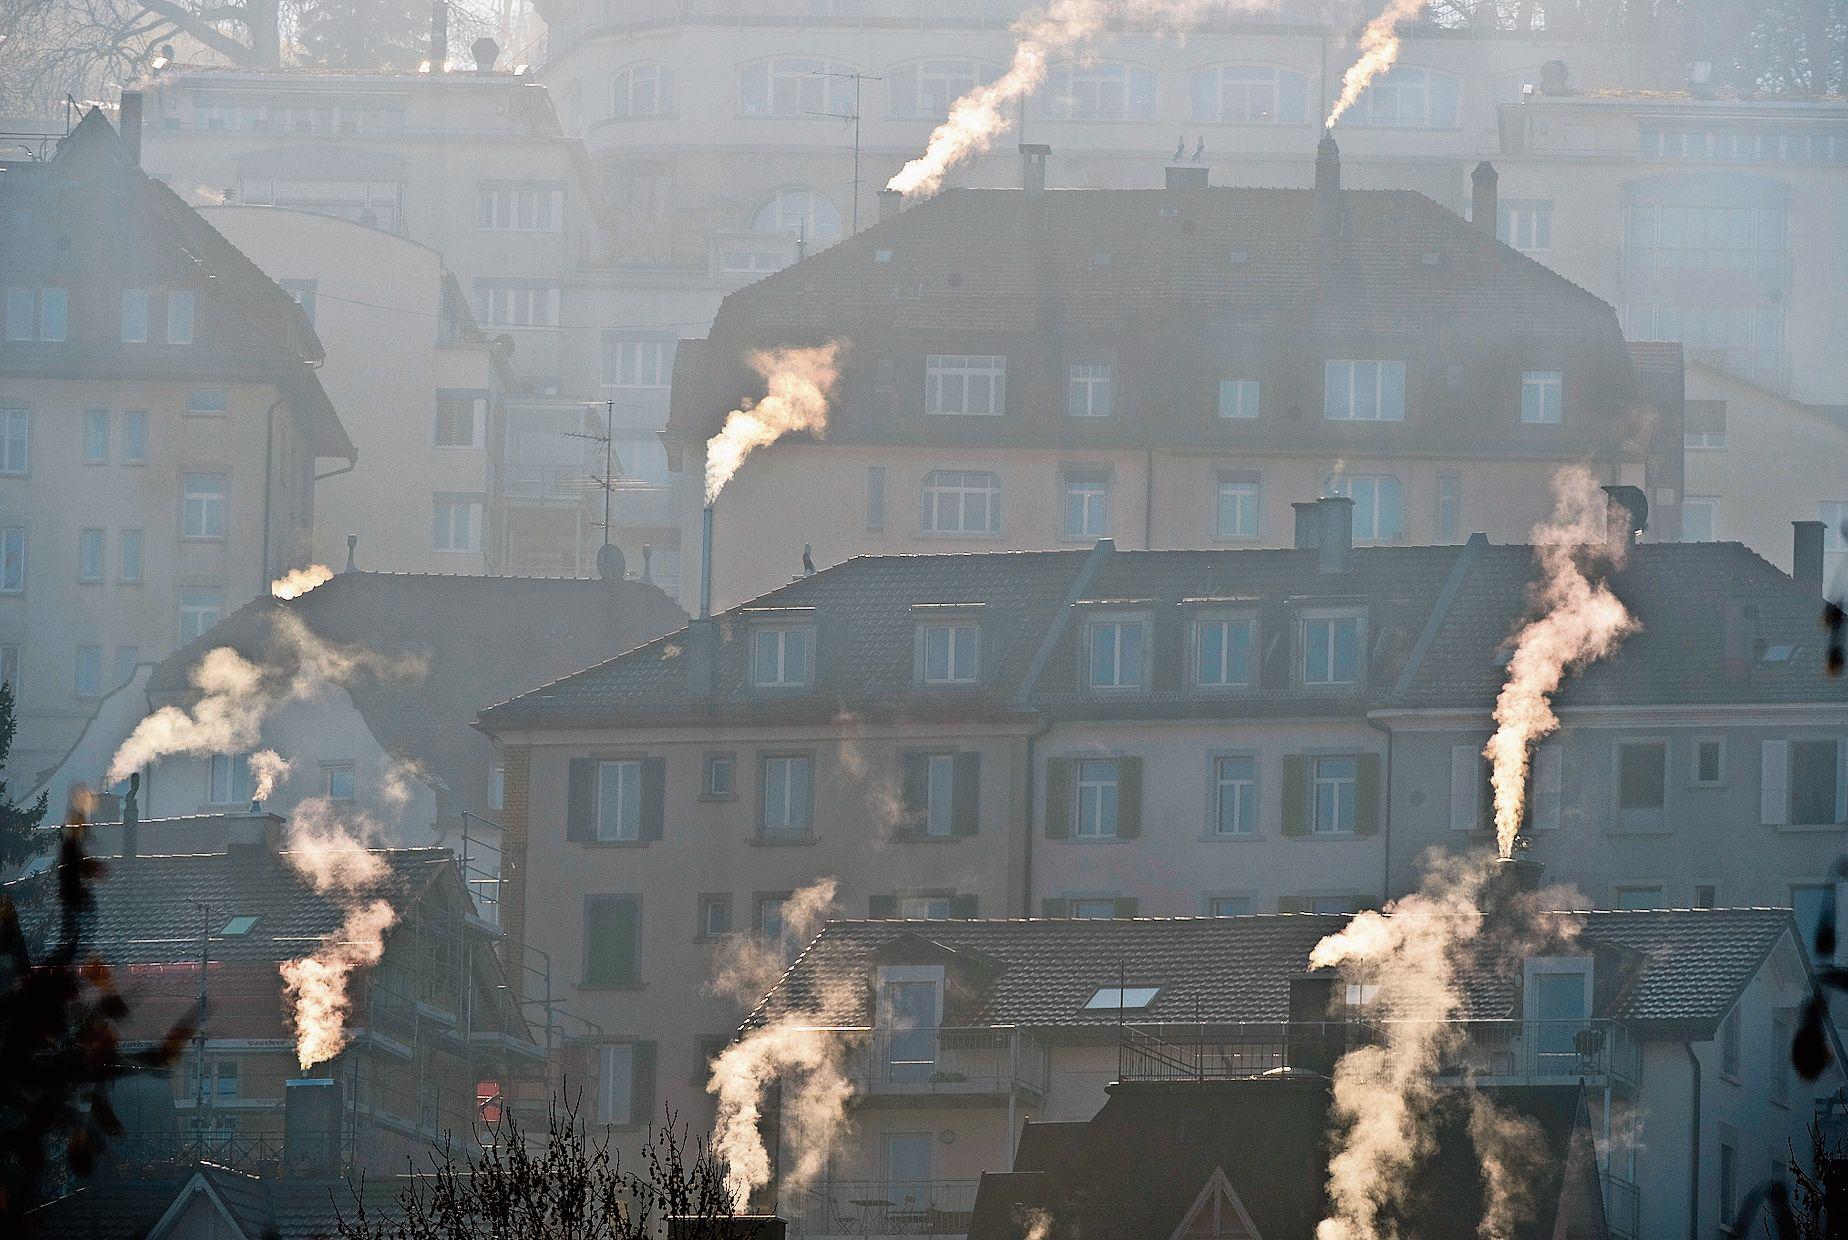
[219, 915, 259, 937]
[874, 249, 892, 263]
[1227, 249, 1248, 265]
[1760, 644, 1797, 663]
[1158, 206, 1179, 218]
[1083, 985, 1161, 1011]
[1421, 251, 1442, 266]
[1093, 253, 1112, 266]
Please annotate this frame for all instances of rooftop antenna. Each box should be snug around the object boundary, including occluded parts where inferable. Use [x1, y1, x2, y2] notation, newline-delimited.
[564, 399, 649, 576]
[808, 69, 881, 237]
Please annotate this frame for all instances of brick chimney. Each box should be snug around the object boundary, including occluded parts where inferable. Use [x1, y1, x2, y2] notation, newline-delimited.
[877, 188, 902, 222]
[1020, 143, 1050, 193]
[119, 772, 140, 860]
[1471, 161, 1498, 235]
[1316, 495, 1355, 575]
[1793, 520, 1826, 593]
[1313, 133, 1345, 239]
[283, 1078, 344, 1177]
[1293, 501, 1321, 551]
[1601, 485, 1647, 551]
[118, 91, 143, 166]
[1165, 165, 1208, 190]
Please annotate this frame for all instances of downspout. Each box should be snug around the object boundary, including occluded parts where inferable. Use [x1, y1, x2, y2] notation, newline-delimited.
[258, 396, 282, 593]
[1142, 447, 1155, 550]
[1685, 1041, 1702, 1240]
[1021, 718, 1053, 917]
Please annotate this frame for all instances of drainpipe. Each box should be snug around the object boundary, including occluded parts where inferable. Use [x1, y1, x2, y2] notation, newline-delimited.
[1685, 1042, 1702, 1240]
[1367, 714, 1393, 903]
[258, 396, 282, 592]
[1021, 717, 1053, 917]
[1142, 447, 1155, 550]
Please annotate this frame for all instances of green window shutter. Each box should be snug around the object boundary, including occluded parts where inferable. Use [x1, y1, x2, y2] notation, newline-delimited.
[1115, 757, 1143, 838]
[1354, 754, 1381, 836]
[900, 752, 928, 829]
[1114, 897, 1140, 918]
[1041, 897, 1070, 918]
[566, 757, 596, 842]
[1045, 758, 1073, 838]
[1277, 896, 1305, 913]
[869, 894, 898, 918]
[949, 894, 979, 918]
[951, 752, 981, 836]
[639, 756, 667, 841]
[1281, 755, 1309, 837]
[584, 896, 639, 985]
[630, 1040, 657, 1128]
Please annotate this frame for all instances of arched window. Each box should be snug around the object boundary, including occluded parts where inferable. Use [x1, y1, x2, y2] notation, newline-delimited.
[739, 57, 857, 117]
[1343, 66, 1460, 129]
[751, 189, 842, 242]
[613, 63, 673, 118]
[1038, 62, 1158, 121]
[888, 59, 1003, 119]
[1188, 64, 1309, 124]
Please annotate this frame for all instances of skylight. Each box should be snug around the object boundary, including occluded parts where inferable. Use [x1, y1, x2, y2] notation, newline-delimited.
[1759, 644, 1797, 663]
[219, 915, 259, 937]
[1083, 985, 1161, 1011]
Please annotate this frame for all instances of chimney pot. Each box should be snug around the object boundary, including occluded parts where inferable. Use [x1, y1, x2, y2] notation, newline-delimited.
[1019, 143, 1050, 193]
[1539, 60, 1569, 95]
[429, 1, 449, 69]
[1316, 496, 1355, 574]
[118, 91, 143, 166]
[283, 1078, 344, 1176]
[1313, 133, 1345, 239]
[120, 771, 140, 860]
[1793, 520, 1826, 592]
[343, 533, 359, 573]
[471, 36, 499, 72]
[1601, 485, 1647, 550]
[1292, 501, 1322, 551]
[1165, 165, 1208, 190]
[876, 188, 903, 222]
[1471, 161, 1498, 235]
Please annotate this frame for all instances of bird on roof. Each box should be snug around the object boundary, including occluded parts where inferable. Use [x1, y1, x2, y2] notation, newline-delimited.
[1191, 138, 1206, 162]
[1172, 136, 1185, 161]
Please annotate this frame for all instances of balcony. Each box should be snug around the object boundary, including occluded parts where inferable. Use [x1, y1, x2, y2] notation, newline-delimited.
[840, 1028, 1046, 1101]
[785, 1179, 979, 1239]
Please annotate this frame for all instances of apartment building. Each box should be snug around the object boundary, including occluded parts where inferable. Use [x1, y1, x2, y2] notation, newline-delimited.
[0, 110, 351, 785]
[666, 142, 1681, 611]
[741, 911, 1842, 1240]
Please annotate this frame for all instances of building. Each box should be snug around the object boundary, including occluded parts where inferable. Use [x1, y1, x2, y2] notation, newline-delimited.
[35, 566, 686, 881]
[747, 909, 1842, 1240]
[477, 495, 1844, 1158]
[0, 109, 352, 786]
[666, 143, 1681, 611]
[27, 1162, 415, 1240]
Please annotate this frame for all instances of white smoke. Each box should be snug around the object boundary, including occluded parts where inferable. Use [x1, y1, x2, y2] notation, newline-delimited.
[1324, 0, 1424, 129]
[1467, 1091, 1549, 1240]
[1483, 466, 1638, 857]
[1019, 1206, 1055, 1240]
[270, 563, 334, 600]
[247, 750, 292, 803]
[704, 343, 843, 505]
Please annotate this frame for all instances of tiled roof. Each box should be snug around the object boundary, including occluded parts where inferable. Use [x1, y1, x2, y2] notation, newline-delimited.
[27, 1164, 417, 1240]
[749, 908, 1797, 1035]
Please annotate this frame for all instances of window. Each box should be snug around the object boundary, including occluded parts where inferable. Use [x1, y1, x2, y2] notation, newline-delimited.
[219, 915, 258, 937]
[751, 626, 814, 687]
[1695, 885, 1717, 908]
[1693, 738, 1724, 786]
[323, 763, 356, 801]
[921, 470, 1001, 534]
[761, 755, 813, 833]
[240, 175, 403, 227]
[1070, 897, 1122, 919]
[116, 529, 143, 583]
[1625, 203, 1788, 274]
[207, 753, 253, 805]
[1345, 66, 1460, 128]
[1217, 378, 1259, 419]
[1301, 612, 1363, 686]
[598, 1043, 636, 1125]
[603, 335, 676, 392]
[1616, 741, 1668, 831]
[751, 189, 841, 243]
[1212, 471, 1260, 539]
[179, 588, 222, 643]
[185, 388, 228, 416]
[1083, 985, 1161, 1011]
[739, 57, 856, 116]
[1772, 1009, 1794, 1104]
[1793, 885, 1836, 962]
[4, 289, 30, 341]
[1067, 363, 1112, 417]
[889, 59, 1000, 119]
[1719, 1005, 1742, 1079]
[477, 183, 563, 231]
[1207, 895, 1251, 917]
[1625, 302, 1786, 386]
[434, 395, 485, 448]
[113, 646, 138, 688]
[698, 894, 733, 938]
[919, 622, 979, 684]
[704, 753, 736, 799]
[1213, 756, 1257, 836]
[1788, 739, 1842, 826]
[1308, 895, 1358, 914]
[1525, 960, 1591, 1068]
[756, 894, 789, 939]
[279, 279, 316, 325]
[82, 411, 108, 463]
[1326, 474, 1402, 541]
[181, 474, 226, 539]
[1189, 64, 1308, 123]
[1087, 616, 1147, 690]
[120, 412, 147, 464]
[0, 644, 15, 690]
[1039, 62, 1157, 120]
[895, 894, 954, 919]
[925, 355, 1006, 415]
[475, 284, 559, 328]
[596, 759, 643, 841]
[583, 895, 641, 986]
[37, 289, 67, 341]
[924, 754, 957, 837]
[1436, 474, 1461, 542]
[1324, 361, 1406, 421]
[73, 645, 102, 698]
[1075, 758, 1122, 837]
[120, 289, 149, 343]
[77, 529, 104, 582]
[166, 290, 195, 344]
[1194, 616, 1253, 688]
[1497, 201, 1553, 251]
[1615, 885, 1663, 910]
[1313, 756, 1359, 834]
[1679, 497, 1717, 542]
[0, 409, 25, 474]
[866, 466, 886, 532]
[0, 529, 23, 592]
[432, 493, 483, 552]
[1062, 470, 1111, 538]
[1684, 400, 1727, 449]
[1520, 371, 1563, 424]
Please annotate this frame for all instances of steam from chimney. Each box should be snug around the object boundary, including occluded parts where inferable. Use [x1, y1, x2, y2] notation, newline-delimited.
[704, 878, 851, 1210]
[248, 750, 292, 803]
[1467, 1092, 1549, 1240]
[270, 563, 334, 600]
[1019, 1207, 1054, 1240]
[1482, 467, 1638, 857]
[704, 343, 842, 505]
[1323, 0, 1423, 129]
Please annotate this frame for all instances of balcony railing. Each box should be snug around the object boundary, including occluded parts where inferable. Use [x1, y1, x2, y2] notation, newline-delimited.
[785, 1179, 979, 1238]
[1602, 1171, 1641, 1240]
[839, 1028, 1046, 1098]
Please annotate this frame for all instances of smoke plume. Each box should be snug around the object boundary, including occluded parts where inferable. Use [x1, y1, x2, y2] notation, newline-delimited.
[247, 750, 292, 803]
[270, 563, 334, 599]
[1482, 467, 1638, 857]
[1018, 1207, 1054, 1240]
[705, 878, 853, 1210]
[1324, 0, 1424, 128]
[704, 343, 842, 505]
[1466, 1092, 1549, 1240]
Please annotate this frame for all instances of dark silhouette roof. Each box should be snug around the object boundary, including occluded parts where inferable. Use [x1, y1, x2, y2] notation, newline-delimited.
[27, 1161, 417, 1240]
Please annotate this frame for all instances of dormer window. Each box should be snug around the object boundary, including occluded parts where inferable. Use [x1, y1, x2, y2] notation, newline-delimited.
[751, 625, 814, 688]
[1191, 613, 1255, 689]
[925, 355, 1006, 415]
[1083, 985, 1160, 1012]
[917, 620, 980, 684]
[1521, 370, 1563, 424]
[1299, 609, 1364, 686]
[1323, 360, 1406, 422]
[1086, 613, 1149, 691]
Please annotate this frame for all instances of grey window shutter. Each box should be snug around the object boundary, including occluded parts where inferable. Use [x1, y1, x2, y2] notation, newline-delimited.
[640, 756, 667, 841]
[566, 757, 596, 841]
[587, 898, 639, 985]
[1041, 897, 1070, 917]
[901, 752, 928, 829]
[869, 894, 897, 918]
[949, 894, 979, 918]
[1114, 897, 1139, 918]
[1045, 758, 1073, 838]
[1116, 757, 1143, 838]
[1281, 755, 1309, 837]
[1354, 754, 1381, 836]
[952, 752, 981, 836]
[631, 1040, 657, 1127]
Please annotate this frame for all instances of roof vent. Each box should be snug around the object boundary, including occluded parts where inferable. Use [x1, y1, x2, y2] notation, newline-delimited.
[1165, 165, 1209, 190]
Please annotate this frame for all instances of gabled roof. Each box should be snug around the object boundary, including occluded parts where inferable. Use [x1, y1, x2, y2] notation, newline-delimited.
[748, 908, 1798, 1036]
[27, 1162, 416, 1240]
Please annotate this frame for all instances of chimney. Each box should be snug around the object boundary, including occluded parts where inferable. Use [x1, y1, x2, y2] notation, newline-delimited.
[1019, 143, 1050, 193]
[1601, 485, 1647, 551]
[120, 771, 140, 860]
[877, 188, 902, 222]
[1793, 520, 1826, 593]
[343, 533, 359, 572]
[1313, 132, 1344, 239]
[1316, 496, 1355, 575]
[641, 544, 654, 583]
[1483, 853, 1546, 922]
[429, 1, 449, 69]
[118, 91, 143, 166]
[227, 814, 280, 874]
[1539, 59, 1569, 96]
[699, 505, 715, 620]
[686, 620, 717, 697]
[1471, 161, 1498, 235]
[1286, 972, 1340, 1077]
[1165, 165, 1208, 190]
[1292, 501, 1322, 551]
[283, 1078, 344, 1176]
[471, 36, 500, 72]
[668, 1219, 786, 1240]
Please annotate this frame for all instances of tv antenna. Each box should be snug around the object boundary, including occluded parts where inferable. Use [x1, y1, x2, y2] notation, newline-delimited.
[808, 69, 882, 237]
[564, 399, 652, 575]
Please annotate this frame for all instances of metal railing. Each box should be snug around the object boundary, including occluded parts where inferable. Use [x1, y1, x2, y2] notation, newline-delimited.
[786, 1179, 980, 1238]
[1601, 1172, 1641, 1240]
[841, 1028, 1046, 1097]
[100, 1130, 285, 1174]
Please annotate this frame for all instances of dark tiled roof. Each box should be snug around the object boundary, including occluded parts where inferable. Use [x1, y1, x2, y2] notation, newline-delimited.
[750, 908, 1796, 1035]
[28, 1164, 416, 1240]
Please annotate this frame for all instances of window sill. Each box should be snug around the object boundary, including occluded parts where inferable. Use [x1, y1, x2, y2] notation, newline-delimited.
[1303, 831, 1359, 841]
[576, 981, 644, 993]
[1200, 832, 1264, 843]
[1606, 825, 1674, 837]
[696, 793, 737, 803]
[1060, 834, 1128, 844]
[1775, 822, 1846, 834]
[891, 832, 966, 845]
[577, 839, 655, 848]
[751, 833, 816, 846]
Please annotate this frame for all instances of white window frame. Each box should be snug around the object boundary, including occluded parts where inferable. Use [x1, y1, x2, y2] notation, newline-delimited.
[920, 469, 1001, 535]
[1192, 614, 1255, 689]
[751, 625, 814, 688]
[476, 184, 563, 232]
[207, 752, 253, 806]
[1062, 470, 1111, 538]
[82, 410, 109, 463]
[751, 188, 842, 243]
[323, 762, 356, 802]
[761, 753, 813, 833]
[1521, 370, 1563, 424]
[1299, 609, 1364, 686]
[889, 59, 1001, 120]
[925, 355, 1006, 416]
[1326, 474, 1403, 542]
[120, 289, 149, 343]
[596, 758, 644, 842]
[77, 528, 104, 582]
[1086, 614, 1148, 691]
[0, 528, 24, 592]
[1614, 738, 1669, 832]
[432, 493, 483, 553]
[1344, 65, 1461, 129]
[120, 411, 147, 464]
[1498, 201, 1554, 252]
[1323, 360, 1406, 422]
[613, 62, 673, 118]
[1312, 755, 1359, 835]
[739, 57, 857, 117]
[1217, 378, 1260, 419]
[1188, 63, 1309, 124]
[475, 284, 560, 328]
[1040, 61, 1157, 121]
[0, 409, 29, 474]
[434, 395, 486, 449]
[1074, 758, 1122, 838]
[73, 644, 102, 699]
[181, 473, 227, 540]
[179, 588, 222, 642]
[918, 622, 979, 685]
[597, 1042, 637, 1126]
[1211, 754, 1257, 837]
[603, 336, 676, 391]
[118, 529, 143, 583]
[1066, 363, 1112, 417]
[166, 289, 195, 344]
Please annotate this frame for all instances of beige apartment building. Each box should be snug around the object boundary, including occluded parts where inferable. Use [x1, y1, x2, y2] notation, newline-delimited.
[0, 111, 350, 784]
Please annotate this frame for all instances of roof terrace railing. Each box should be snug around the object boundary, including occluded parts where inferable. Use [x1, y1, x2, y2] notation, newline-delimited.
[835, 1027, 1047, 1098]
[785, 1178, 980, 1238]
